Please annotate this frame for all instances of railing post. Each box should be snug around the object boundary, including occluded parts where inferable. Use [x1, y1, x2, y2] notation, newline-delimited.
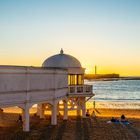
[75, 86, 77, 94]
[68, 85, 93, 95]
[91, 85, 93, 93]
[83, 85, 85, 93]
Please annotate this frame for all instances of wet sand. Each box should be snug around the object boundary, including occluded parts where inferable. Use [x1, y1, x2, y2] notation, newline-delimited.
[0, 108, 140, 140]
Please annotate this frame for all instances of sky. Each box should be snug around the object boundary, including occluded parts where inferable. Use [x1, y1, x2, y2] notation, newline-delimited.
[0, 0, 140, 76]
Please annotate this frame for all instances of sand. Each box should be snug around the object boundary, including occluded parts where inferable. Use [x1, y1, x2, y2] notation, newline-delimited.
[0, 107, 140, 140]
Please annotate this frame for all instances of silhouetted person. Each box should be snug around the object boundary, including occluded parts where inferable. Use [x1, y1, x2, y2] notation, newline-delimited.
[121, 114, 126, 122]
[91, 110, 96, 118]
[0, 108, 3, 112]
[93, 101, 96, 108]
[111, 117, 119, 122]
[86, 109, 90, 117]
[18, 114, 22, 123]
[34, 113, 37, 117]
[111, 117, 116, 122]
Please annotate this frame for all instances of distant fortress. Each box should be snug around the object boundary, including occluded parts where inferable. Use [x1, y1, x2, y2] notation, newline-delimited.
[84, 73, 120, 80]
[84, 66, 140, 80]
[84, 73, 140, 81]
[84, 66, 120, 80]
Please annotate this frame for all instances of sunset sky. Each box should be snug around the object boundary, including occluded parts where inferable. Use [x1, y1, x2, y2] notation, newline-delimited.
[0, 0, 140, 76]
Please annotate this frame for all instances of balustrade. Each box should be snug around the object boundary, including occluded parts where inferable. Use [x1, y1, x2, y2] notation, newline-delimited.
[68, 85, 93, 95]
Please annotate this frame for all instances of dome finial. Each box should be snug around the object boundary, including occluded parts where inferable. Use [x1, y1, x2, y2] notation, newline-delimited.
[60, 48, 64, 54]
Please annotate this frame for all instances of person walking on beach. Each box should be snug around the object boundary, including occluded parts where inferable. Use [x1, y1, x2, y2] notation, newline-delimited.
[91, 110, 96, 118]
[93, 101, 96, 109]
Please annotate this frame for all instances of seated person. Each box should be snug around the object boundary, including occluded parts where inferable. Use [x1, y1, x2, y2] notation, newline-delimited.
[111, 117, 116, 122]
[86, 109, 90, 117]
[121, 114, 126, 122]
[0, 108, 3, 113]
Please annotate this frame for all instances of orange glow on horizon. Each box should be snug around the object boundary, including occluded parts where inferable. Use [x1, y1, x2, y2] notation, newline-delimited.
[1, 51, 140, 76]
[84, 66, 140, 76]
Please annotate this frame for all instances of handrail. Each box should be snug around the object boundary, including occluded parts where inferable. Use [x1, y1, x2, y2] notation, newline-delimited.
[68, 85, 93, 94]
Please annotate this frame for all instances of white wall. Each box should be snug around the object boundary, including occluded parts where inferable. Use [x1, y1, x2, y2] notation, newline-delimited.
[0, 66, 68, 107]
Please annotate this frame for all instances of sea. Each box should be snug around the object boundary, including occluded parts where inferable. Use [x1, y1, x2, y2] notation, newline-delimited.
[86, 80, 140, 109]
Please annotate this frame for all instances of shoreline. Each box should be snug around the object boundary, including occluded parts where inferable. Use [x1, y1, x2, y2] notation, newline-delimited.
[85, 77, 140, 81]
[86, 100, 140, 109]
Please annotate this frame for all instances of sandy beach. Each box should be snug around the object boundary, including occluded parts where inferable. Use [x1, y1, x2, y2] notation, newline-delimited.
[0, 107, 140, 140]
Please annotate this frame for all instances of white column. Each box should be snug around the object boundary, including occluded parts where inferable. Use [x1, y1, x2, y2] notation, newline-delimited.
[40, 104, 45, 119]
[22, 104, 30, 132]
[82, 98, 86, 118]
[77, 104, 81, 116]
[51, 101, 57, 125]
[37, 104, 40, 116]
[63, 100, 68, 120]
[22, 109, 25, 122]
[57, 103, 60, 116]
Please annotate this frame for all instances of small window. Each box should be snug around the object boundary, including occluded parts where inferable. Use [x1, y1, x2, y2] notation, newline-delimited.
[68, 74, 83, 85]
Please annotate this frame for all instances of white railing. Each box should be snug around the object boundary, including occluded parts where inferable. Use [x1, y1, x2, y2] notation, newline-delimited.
[68, 85, 93, 95]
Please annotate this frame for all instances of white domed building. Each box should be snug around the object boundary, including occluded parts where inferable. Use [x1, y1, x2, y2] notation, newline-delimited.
[42, 49, 85, 85]
[39, 49, 94, 117]
[0, 49, 94, 132]
[43, 49, 82, 68]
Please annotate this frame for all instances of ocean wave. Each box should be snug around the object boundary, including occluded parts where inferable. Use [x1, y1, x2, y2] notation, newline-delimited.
[93, 98, 140, 102]
[86, 80, 140, 109]
[87, 100, 140, 109]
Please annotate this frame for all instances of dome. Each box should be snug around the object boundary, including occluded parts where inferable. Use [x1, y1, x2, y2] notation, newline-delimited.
[42, 49, 82, 68]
